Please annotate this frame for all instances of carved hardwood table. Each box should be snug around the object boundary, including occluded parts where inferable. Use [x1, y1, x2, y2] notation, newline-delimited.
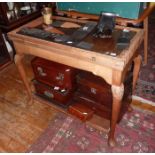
[8, 16, 144, 147]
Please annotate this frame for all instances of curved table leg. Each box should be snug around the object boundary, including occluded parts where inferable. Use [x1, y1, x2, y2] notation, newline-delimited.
[14, 54, 33, 105]
[108, 84, 124, 147]
[133, 55, 142, 91]
[127, 55, 142, 113]
[144, 17, 148, 65]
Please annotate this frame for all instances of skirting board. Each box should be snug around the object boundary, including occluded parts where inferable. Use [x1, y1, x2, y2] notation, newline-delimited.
[132, 95, 155, 106]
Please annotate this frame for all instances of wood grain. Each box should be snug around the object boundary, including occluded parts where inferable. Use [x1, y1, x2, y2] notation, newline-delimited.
[0, 56, 58, 152]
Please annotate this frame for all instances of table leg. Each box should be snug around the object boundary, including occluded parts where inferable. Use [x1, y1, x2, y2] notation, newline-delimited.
[14, 54, 33, 105]
[144, 17, 148, 65]
[108, 84, 124, 147]
[133, 55, 142, 91]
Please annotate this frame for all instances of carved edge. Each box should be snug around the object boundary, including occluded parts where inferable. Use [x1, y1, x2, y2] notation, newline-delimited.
[111, 84, 124, 100]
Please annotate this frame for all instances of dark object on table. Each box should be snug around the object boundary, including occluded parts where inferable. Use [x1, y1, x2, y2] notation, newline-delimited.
[76, 41, 94, 50]
[71, 22, 97, 42]
[18, 27, 59, 40]
[18, 22, 96, 46]
[94, 12, 116, 38]
[116, 30, 132, 50]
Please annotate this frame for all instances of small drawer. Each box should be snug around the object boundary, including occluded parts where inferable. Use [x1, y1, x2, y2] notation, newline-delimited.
[68, 102, 94, 121]
[33, 79, 74, 105]
[77, 71, 112, 107]
[31, 57, 78, 90]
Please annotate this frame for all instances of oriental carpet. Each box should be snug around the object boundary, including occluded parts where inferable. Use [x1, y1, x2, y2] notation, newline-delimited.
[27, 107, 155, 153]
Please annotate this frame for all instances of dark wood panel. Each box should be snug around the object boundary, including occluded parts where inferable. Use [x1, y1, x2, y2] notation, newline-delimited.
[0, 30, 11, 68]
[31, 57, 78, 90]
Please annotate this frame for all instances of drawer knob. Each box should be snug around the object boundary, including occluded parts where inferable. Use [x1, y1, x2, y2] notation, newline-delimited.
[90, 88, 97, 94]
[56, 73, 64, 81]
[37, 67, 47, 77]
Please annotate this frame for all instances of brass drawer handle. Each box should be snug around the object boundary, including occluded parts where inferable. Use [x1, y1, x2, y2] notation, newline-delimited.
[56, 73, 64, 81]
[90, 87, 97, 94]
[37, 67, 47, 77]
[44, 91, 54, 98]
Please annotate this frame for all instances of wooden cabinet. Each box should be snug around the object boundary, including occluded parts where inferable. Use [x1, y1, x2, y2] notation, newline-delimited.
[0, 30, 11, 68]
[0, 2, 48, 69]
[0, 2, 45, 32]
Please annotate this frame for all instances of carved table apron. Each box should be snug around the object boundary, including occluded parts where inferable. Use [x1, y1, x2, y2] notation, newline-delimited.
[8, 16, 144, 147]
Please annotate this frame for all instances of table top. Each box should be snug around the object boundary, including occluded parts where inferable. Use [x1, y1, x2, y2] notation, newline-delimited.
[8, 16, 144, 73]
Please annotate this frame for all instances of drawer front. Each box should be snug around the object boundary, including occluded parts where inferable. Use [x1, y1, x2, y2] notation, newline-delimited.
[33, 65, 76, 89]
[77, 72, 112, 104]
[74, 93, 131, 121]
[33, 80, 73, 104]
[77, 70, 133, 104]
[74, 92, 112, 110]
[73, 95, 112, 120]
[68, 103, 94, 121]
[76, 82, 132, 113]
[31, 57, 77, 89]
[77, 81, 112, 104]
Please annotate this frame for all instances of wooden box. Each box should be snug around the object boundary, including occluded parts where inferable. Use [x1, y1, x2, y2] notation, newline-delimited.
[31, 57, 78, 90]
[68, 102, 94, 121]
[33, 80, 74, 105]
[73, 92, 112, 120]
[74, 70, 133, 120]
[76, 71, 112, 108]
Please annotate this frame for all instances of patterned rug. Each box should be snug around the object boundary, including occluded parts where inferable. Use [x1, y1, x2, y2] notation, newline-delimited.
[27, 107, 155, 153]
[133, 18, 155, 104]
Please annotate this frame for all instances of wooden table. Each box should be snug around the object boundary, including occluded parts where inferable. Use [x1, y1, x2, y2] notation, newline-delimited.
[8, 16, 144, 147]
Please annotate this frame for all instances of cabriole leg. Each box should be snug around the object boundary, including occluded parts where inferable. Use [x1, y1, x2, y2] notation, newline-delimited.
[108, 84, 124, 147]
[14, 54, 33, 105]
